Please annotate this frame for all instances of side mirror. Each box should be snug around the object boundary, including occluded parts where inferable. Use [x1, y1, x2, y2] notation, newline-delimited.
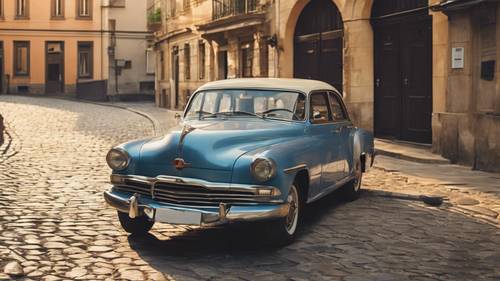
[313, 111, 322, 120]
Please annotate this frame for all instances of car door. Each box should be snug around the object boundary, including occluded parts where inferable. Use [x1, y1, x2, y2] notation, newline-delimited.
[308, 92, 339, 191]
[328, 91, 353, 180]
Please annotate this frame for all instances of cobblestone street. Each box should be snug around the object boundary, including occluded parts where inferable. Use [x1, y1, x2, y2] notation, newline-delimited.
[0, 96, 499, 281]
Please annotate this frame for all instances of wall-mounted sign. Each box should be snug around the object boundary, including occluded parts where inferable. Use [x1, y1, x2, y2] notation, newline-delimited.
[452, 47, 464, 69]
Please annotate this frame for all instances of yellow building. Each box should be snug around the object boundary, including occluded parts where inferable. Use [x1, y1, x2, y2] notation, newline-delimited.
[0, 0, 154, 100]
[0, 0, 106, 95]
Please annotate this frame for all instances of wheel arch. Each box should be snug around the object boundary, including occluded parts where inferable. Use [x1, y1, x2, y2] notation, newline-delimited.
[293, 169, 310, 203]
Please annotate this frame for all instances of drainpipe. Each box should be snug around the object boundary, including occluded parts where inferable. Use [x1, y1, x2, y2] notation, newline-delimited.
[101, 2, 104, 82]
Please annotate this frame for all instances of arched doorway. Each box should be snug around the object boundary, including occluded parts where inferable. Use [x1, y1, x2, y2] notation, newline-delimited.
[294, 0, 343, 92]
[372, 0, 432, 143]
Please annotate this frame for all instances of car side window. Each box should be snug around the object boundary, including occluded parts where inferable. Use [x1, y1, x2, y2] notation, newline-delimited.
[309, 92, 332, 123]
[328, 92, 348, 122]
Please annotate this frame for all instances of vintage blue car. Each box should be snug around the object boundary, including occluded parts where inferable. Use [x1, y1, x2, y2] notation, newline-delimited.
[104, 78, 375, 244]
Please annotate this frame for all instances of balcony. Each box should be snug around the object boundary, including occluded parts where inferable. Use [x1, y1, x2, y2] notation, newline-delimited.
[213, 0, 257, 20]
[147, 4, 162, 32]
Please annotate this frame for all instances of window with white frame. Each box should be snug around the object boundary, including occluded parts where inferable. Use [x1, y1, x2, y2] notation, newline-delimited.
[52, 0, 64, 18]
[77, 0, 91, 18]
[14, 41, 30, 76]
[146, 49, 155, 75]
[16, 0, 28, 18]
[78, 42, 93, 78]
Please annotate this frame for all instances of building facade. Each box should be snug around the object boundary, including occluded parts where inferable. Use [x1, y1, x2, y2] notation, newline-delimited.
[0, 0, 106, 96]
[0, 0, 154, 100]
[154, 0, 499, 172]
[104, 0, 155, 100]
[432, 0, 500, 171]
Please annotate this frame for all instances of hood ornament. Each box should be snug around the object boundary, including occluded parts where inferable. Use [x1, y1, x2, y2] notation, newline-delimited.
[173, 158, 190, 170]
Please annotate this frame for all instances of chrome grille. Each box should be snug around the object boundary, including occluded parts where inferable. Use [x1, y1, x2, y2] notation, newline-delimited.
[113, 179, 270, 207]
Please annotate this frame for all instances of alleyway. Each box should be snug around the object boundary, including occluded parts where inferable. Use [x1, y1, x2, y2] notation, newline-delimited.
[0, 96, 499, 281]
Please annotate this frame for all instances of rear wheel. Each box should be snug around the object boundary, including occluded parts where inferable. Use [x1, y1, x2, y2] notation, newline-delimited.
[267, 184, 302, 246]
[117, 211, 154, 236]
[341, 159, 363, 201]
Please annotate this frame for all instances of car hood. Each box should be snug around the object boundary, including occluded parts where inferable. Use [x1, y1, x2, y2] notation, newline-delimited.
[135, 119, 304, 180]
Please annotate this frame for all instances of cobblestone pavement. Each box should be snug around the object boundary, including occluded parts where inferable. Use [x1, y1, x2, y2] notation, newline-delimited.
[0, 96, 499, 281]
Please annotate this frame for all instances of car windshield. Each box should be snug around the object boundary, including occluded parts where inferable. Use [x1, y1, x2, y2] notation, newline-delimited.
[184, 90, 306, 121]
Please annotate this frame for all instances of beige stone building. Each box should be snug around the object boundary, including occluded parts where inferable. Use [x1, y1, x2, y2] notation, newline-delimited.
[0, 0, 153, 100]
[154, 0, 499, 172]
[431, 0, 500, 171]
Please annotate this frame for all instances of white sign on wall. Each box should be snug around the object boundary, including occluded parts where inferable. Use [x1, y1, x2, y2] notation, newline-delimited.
[452, 47, 464, 69]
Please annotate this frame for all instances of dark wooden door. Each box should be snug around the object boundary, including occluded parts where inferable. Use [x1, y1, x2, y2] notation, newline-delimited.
[294, 0, 343, 92]
[373, 14, 432, 143]
[45, 42, 64, 94]
[294, 34, 320, 80]
[374, 24, 401, 138]
[217, 50, 228, 79]
[400, 18, 432, 142]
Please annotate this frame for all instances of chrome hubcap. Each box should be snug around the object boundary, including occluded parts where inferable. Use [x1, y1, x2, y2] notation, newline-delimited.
[285, 185, 299, 235]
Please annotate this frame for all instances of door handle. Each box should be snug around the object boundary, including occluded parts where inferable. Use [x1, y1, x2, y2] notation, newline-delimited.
[332, 127, 342, 133]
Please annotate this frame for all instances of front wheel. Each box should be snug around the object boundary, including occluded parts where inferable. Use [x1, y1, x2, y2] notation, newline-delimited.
[117, 211, 154, 236]
[267, 184, 302, 246]
[341, 160, 363, 201]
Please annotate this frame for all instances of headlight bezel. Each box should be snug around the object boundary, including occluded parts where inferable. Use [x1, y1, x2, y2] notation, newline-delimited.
[106, 148, 130, 171]
[250, 157, 277, 182]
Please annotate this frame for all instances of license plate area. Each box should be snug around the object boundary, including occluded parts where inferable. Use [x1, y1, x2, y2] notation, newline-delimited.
[154, 208, 202, 225]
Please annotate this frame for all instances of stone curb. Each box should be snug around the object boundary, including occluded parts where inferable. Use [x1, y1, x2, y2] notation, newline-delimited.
[89, 102, 161, 136]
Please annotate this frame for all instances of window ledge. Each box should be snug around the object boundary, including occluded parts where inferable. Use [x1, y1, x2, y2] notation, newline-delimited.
[76, 16, 92, 20]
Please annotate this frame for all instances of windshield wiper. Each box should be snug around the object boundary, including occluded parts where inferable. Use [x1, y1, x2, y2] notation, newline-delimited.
[199, 112, 227, 119]
[201, 111, 265, 119]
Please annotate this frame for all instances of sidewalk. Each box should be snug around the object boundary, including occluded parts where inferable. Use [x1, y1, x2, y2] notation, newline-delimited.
[375, 155, 500, 196]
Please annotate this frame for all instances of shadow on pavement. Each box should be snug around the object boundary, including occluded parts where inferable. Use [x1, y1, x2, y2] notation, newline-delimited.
[126, 189, 500, 280]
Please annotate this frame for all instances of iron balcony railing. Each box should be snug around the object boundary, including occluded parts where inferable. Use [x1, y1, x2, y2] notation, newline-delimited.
[213, 0, 257, 20]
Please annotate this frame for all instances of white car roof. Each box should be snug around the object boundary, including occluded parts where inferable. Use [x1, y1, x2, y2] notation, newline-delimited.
[196, 78, 338, 94]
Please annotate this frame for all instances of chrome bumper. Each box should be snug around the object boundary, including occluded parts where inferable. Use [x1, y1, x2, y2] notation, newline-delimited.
[104, 190, 290, 226]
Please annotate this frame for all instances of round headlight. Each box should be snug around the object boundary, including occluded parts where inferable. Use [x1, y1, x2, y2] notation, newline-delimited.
[106, 148, 130, 171]
[251, 158, 277, 182]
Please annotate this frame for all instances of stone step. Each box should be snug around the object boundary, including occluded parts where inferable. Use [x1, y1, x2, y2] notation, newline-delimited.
[375, 139, 450, 165]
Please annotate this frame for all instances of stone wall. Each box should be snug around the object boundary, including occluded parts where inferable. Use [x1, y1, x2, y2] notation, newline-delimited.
[432, 4, 500, 172]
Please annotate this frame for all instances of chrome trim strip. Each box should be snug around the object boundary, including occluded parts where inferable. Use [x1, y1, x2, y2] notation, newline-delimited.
[110, 174, 281, 196]
[283, 163, 307, 174]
